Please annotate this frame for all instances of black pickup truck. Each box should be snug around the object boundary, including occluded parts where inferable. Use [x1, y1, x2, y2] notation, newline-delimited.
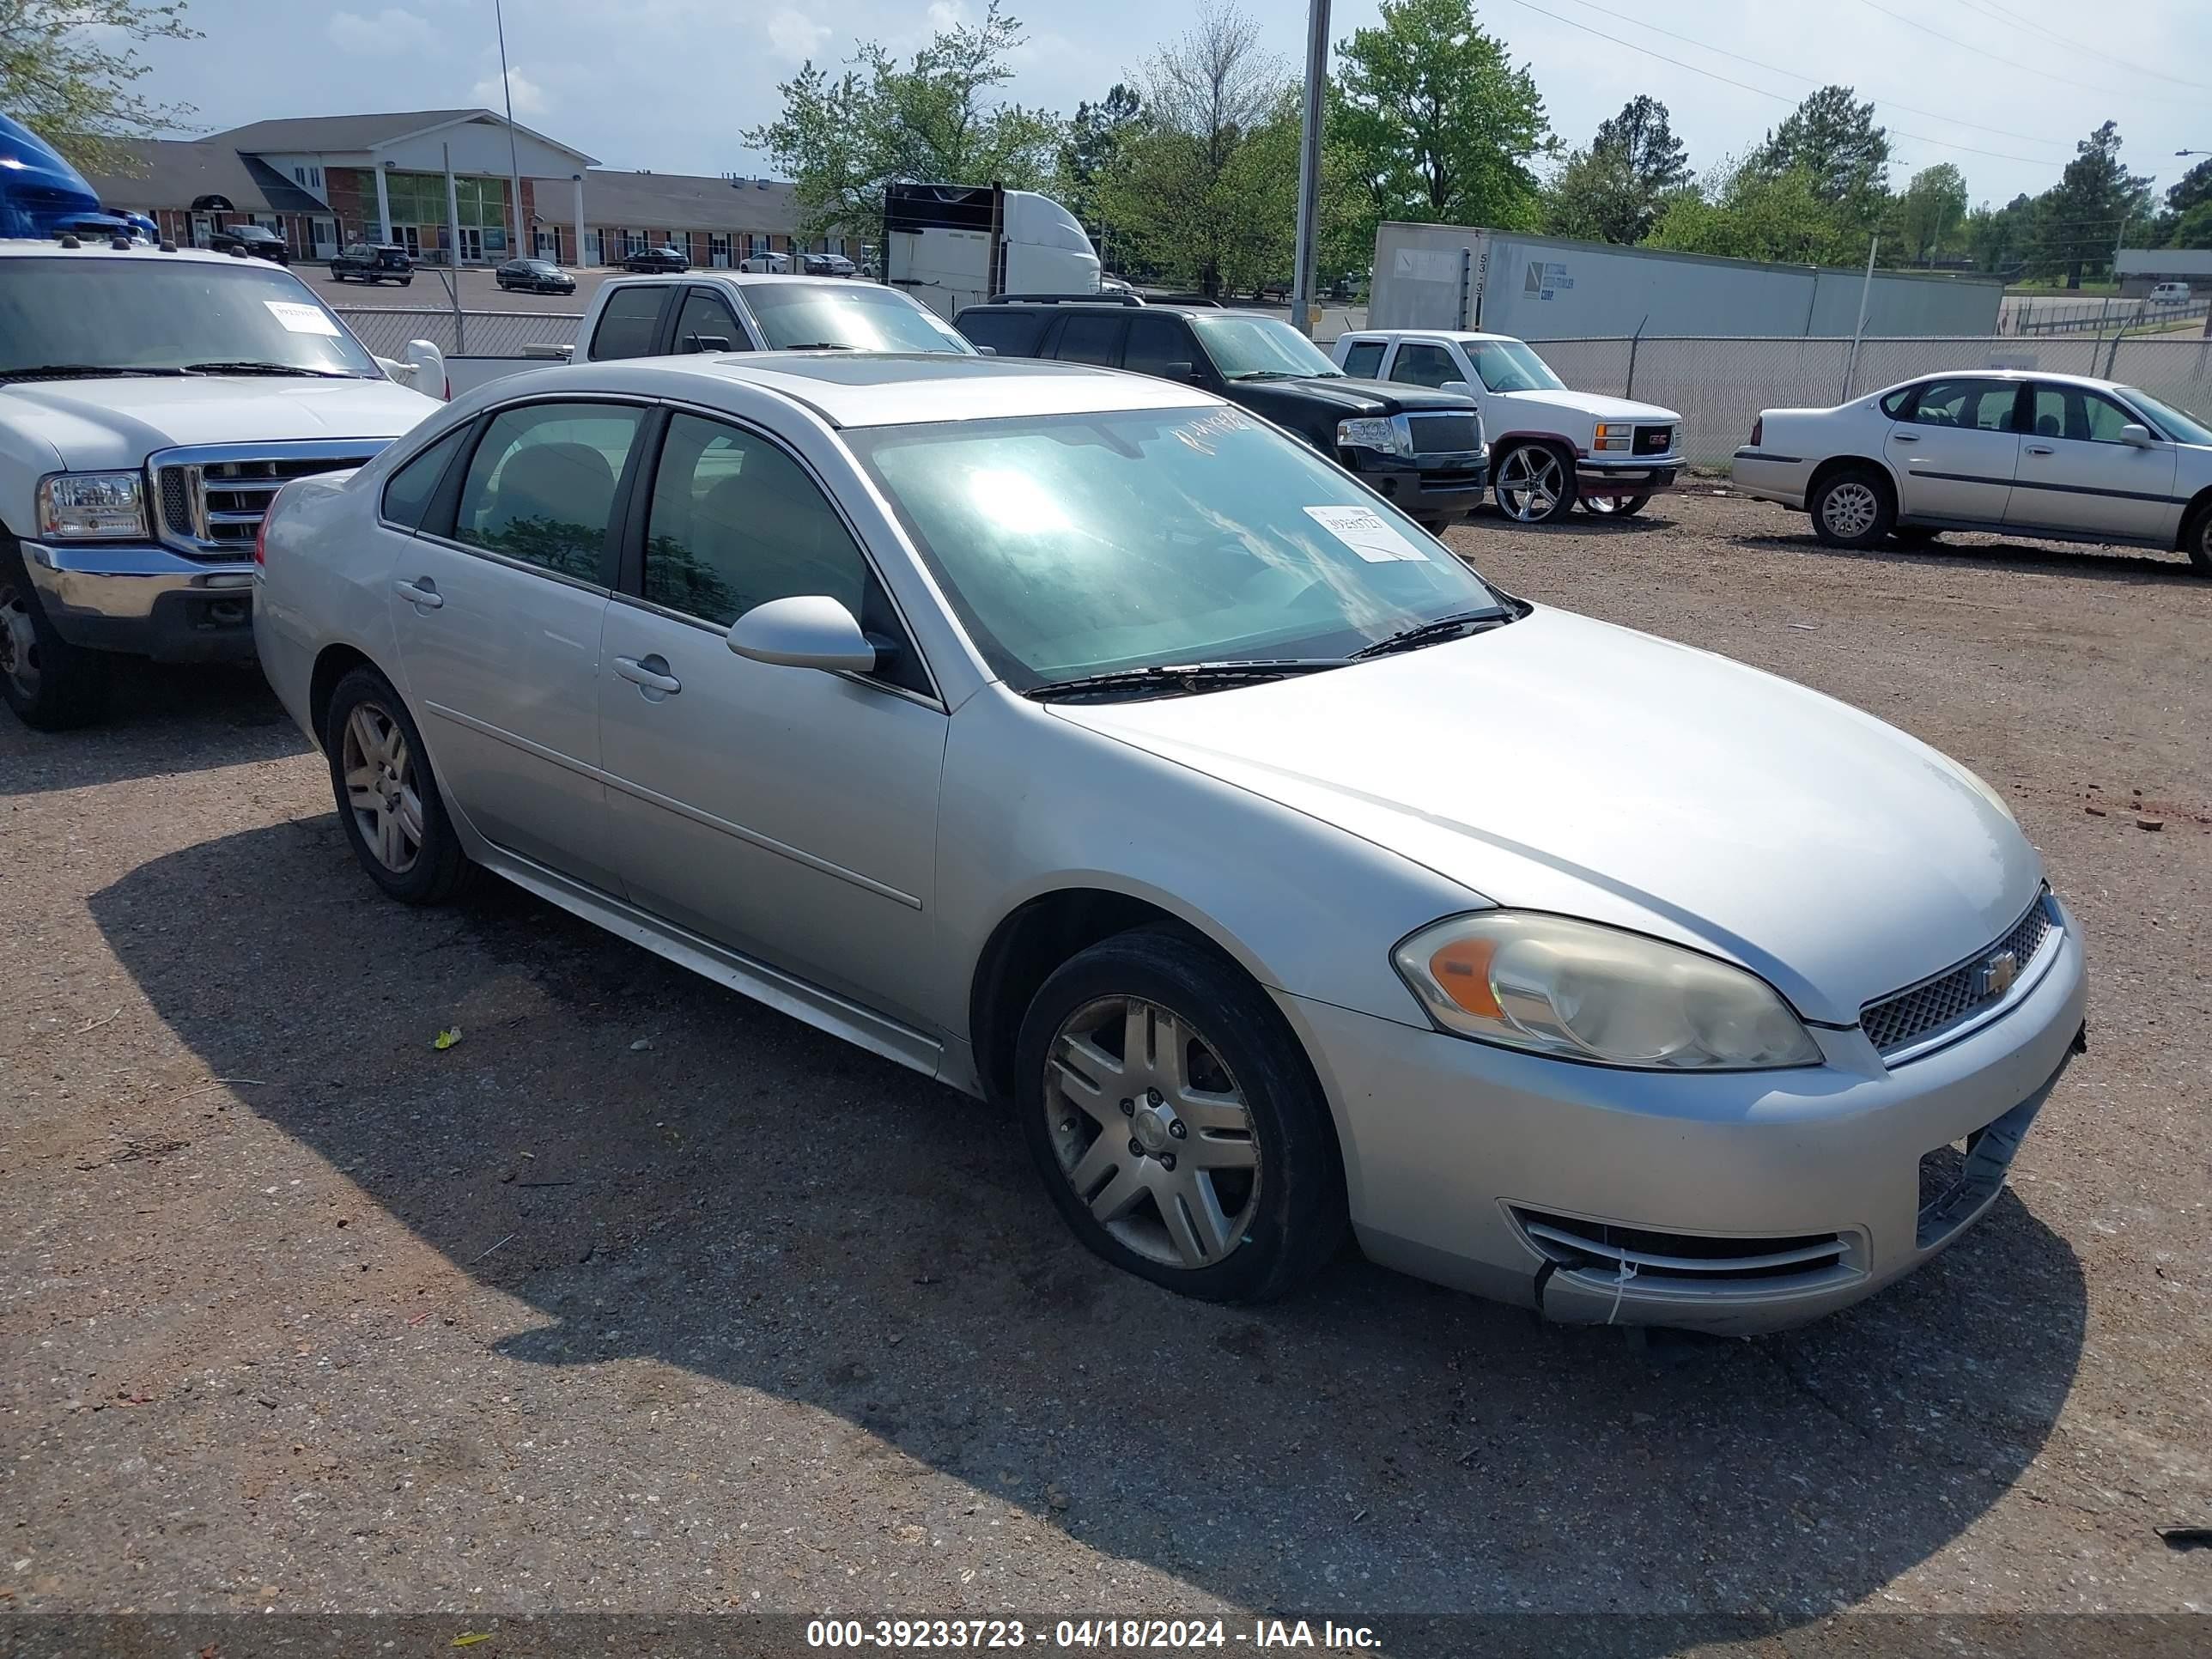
[953, 298, 1489, 528]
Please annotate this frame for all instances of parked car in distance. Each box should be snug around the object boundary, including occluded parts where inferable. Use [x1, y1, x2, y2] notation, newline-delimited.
[329, 243, 414, 285]
[208, 222, 289, 265]
[1331, 329, 1683, 523]
[1099, 274, 1139, 300]
[495, 257, 576, 295]
[2148, 281, 2191, 304]
[623, 245, 690, 273]
[956, 299, 1488, 530]
[1733, 371, 2212, 571]
[800, 252, 858, 277]
[254, 351, 2086, 1333]
[737, 250, 791, 274]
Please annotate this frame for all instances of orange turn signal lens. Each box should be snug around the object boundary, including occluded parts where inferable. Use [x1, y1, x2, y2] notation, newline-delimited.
[1428, 936, 1503, 1019]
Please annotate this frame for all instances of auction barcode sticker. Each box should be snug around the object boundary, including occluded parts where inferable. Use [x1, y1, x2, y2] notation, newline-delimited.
[264, 300, 342, 337]
[1303, 504, 1429, 562]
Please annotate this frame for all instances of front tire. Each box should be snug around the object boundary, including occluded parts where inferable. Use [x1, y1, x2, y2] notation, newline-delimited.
[2183, 501, 2212, 574]
[1016, 927, 1347, 1303]
[0, 541, 110, 730]
[1808, 465, 1895, 550]
[1493, 443, 1577, 525]
[1581, 493, 1650, 518]
[323, 666, 469, 905]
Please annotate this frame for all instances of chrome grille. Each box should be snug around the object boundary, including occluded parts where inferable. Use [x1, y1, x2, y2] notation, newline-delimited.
[1408, 413, 1481, 453]
[152, 442, 385, 559]
[1861, 894, 2057, 1057]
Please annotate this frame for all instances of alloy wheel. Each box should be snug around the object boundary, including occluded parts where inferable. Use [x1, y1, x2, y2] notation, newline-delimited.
[1043, 996, 1261, 1272]
[1498, 446, 1566, 522]
[0, 580, 39, 702]
[1582, 493, 1650, 517]
[341, 702, 424, 874]
[1821, 481, 1880, 540]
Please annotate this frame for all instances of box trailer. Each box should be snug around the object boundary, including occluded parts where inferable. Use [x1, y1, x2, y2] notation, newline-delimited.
[884, 183, 1100, 321]
[1369, 225, 2003, 340]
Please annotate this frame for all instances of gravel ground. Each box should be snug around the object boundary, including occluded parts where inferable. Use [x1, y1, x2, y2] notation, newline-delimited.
[2, 492, 2208, 1654]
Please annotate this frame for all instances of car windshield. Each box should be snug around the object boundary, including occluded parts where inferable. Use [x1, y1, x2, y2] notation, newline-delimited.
[1466, 340, 1566, 393]
[2120, 386, 2212, 447]
[1188, 313, 1342, 380]
[852, 405, 1506, 691]
[0, 257, 380, 378]
[744, 283, 974, 353]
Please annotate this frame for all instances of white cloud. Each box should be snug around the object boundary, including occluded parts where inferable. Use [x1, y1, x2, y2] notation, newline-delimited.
[471, 65, 546, 118]
[766, 8, 831, 62]
[326, 7, 436, 56]
[925, 0, 965, 30]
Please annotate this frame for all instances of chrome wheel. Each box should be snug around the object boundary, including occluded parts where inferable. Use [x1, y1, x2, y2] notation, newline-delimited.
[341, 702, 424, 874]
[1043, 996, 1261, 1272]
[0, 580, 38, 702]
[1497, 446, 1568, 523]
[1581, 493, 1650, 517]
[1820, 481, 1880, 540]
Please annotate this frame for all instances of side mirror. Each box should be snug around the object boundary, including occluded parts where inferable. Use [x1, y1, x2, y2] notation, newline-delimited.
[402, 339, 446, 398]
[975, 343, 998, 356]
[2118, 423, 2156, 448]
[1440, 379, 1474, 396]
[1162, 360, 1197, 381]
[726, 595, 878, 674]
[687, 334, 733, 353]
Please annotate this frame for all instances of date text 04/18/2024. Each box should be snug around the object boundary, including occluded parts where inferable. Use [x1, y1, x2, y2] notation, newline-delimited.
[805, 1619, 1382, 1650]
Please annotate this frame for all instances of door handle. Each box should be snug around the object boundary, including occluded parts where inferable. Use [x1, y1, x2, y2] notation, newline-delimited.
[393, 578, 443, 610]
[2025, 444, 2054, 455]
[1888, 433, 1917, 443]
[614, 654, 682, 696]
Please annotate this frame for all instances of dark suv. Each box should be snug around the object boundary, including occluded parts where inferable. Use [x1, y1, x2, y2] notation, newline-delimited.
[328, 243, 414, 285]
[955, 299, 1488, 526]
[208, 223, 289, 264]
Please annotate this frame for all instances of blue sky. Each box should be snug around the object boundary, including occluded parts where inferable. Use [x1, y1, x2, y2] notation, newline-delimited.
[134, 0, 2211, 210]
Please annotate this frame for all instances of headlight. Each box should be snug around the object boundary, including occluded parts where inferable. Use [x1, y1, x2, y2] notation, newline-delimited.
[1336, 416, 1410, 458]
[1591, 422, 1632, 453]
[1953, 761, 2019, 827]
[1393, 912, 1822, 1071]
[38, 471, 148, 540]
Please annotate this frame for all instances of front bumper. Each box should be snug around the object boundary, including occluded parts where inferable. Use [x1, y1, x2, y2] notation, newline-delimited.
[1577, 455, 1682, 499]
[1342, 452, 1491, 521]
[21, 540, 257, 662]
[1279, 898, 2087, 1334]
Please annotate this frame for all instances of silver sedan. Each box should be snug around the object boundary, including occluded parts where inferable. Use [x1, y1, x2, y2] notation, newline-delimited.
[252, 352, 2087, 1334]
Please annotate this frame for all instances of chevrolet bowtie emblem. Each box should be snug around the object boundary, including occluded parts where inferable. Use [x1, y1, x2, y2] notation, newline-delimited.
[1980, 949, 2020, 998]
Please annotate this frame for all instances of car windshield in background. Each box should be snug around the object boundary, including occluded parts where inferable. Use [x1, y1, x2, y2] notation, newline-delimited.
[744, 284, 973, 353]
[2121, 386, 2212, 447]
[1189, 314, 1343, 380]
[853, 405, 1506, 692]
[1467, 340, 1566, 393]
[0, 258, 380, 378]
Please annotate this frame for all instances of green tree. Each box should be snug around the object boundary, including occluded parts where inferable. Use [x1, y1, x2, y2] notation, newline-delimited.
[0, 0, 200, 174]
[1544, 94, 1688, 244]
[1329, 0, 1548, 243]
[1752, 86, 1890, 210]
[2163, 156, 2212, 230]
[744, 1, 1062, 246]
[1891, 163, 1968, 264]
[1648, 154, 1869, 266]
[2025, 121, 2153, 287]
[1095, 2, 1286, 295]
[1962, 192, 2033, 275]
[2171, 201, 2212, 251]
[1057, 82, 1141, 249]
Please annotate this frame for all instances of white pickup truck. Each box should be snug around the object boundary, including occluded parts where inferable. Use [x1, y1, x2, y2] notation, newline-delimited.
[1, 238, 442, 728]
[445, 270, 977, 398]
[1329, 328, 1684, 524]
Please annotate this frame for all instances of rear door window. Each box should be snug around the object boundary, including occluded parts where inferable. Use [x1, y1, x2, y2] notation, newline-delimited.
[590, 285, 669, 360]
[452, 402, 645, 585]
[1048, 313, 1125, 367]
[1903, 378, 2020, 432]
[1339, 339, 1385, 378]
[954, 307, 1046, 357]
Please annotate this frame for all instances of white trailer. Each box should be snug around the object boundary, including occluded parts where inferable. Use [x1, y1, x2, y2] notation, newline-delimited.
[884, 184, 1100, 321]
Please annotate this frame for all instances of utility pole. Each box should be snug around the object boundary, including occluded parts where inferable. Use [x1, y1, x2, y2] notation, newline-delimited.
[1843, 235, 1877, 401]
[495, 0, 527, 259]
[1288, 0, 1330, 339]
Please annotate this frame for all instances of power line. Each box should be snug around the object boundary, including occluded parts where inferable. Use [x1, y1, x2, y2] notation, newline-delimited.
[1849, 0, 2197, 107]
[1492, 0, 2071, 167]
[1944, 0, 2212, 94]
[1538, 0, 2066, 150]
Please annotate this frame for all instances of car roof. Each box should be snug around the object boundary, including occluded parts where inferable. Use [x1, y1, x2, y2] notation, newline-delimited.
[972, 300, 1273, 320]
[1885, 369, 2136, 394]
[0, 240, 283, 267]
[1340, 327, 1520, 344]
[541, 352, 1224, 428]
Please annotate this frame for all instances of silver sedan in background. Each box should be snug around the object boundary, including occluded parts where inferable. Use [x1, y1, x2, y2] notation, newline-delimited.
[252, 353, 2087, 1334]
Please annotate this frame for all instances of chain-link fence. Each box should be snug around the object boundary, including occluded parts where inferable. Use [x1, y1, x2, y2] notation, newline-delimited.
[334, 307, 583, 358]
[1536, 333, 2212, 466]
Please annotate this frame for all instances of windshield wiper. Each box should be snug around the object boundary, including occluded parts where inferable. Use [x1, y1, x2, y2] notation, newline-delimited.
[1348, 611, 1512, 660]
[770, 341, 855, 351]
[184, 361, 352, 378]
[1027, 658, 1345, 702]
[1225, 369, 1309, 381]
[0, 363, 191, 382]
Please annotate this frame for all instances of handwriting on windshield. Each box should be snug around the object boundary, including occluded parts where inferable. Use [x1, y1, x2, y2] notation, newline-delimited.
[1170, 408, 1256, 456]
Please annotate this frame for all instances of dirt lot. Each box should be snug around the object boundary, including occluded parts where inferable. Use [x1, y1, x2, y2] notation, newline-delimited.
[3, 493, 2208, 1654]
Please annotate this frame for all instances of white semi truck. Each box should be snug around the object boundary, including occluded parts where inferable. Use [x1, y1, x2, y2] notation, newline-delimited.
[883, 184, 1101, 320]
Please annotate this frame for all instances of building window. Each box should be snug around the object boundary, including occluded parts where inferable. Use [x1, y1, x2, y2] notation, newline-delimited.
[294, 166, 306, 185]
[311, 167, 323, 189]
[709, 233, 731, 268]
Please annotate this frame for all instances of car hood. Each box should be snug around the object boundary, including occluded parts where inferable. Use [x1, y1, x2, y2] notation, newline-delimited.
[3, 375, 439, 471]
[1049, 607, 2042, 1024]
[1233, 376, 1479, 418]
[1492, 387, 1681, 426]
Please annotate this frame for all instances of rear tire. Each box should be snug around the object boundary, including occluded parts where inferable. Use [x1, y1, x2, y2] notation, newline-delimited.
[2185, 502, 2212, 575]
[1015, 926, 1348, 1304]
[0, 541, 110, 731]
[1581, 493, 1651, 518]
[1808, 465, 1895, 550]
[323, 665, 470, 905]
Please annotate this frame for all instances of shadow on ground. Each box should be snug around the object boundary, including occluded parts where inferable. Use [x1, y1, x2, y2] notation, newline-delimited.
[1729, 529, 2201, 585]
[0, 664, 301, 796]
[89, 808, 2088, 1636]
